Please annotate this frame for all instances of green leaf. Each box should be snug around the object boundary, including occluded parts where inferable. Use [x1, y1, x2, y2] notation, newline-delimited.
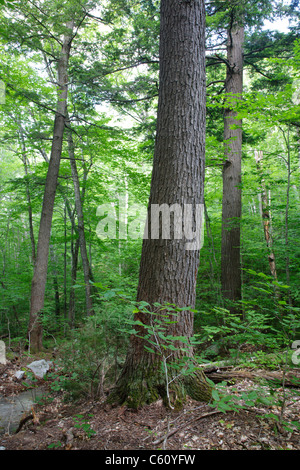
[144, 345, 156, 354]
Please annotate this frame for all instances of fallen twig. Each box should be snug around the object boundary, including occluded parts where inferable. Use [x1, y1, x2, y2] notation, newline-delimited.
[152, 410, 224, 446]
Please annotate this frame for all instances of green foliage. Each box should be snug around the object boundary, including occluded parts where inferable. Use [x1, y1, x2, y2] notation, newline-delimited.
[47, 441, 63, 449]
[73, 414, 96, 439]
[52, 290, 133, 400]
[209, 369, 300, 434]
[195, 269, 300, 364]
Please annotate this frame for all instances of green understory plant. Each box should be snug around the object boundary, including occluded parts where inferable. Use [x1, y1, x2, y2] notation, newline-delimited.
[73, 413, 96, 439]
[47, 441, 63, 449]
[209, 376, 300, 435]
[121, 300, 208, 409]
[53, 290, 133, 400]
[195, 269, 300, 365]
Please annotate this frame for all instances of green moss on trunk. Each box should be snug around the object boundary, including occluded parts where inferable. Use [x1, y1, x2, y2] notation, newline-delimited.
[107, 355, 212, 410]
[183, 369, 213, 403]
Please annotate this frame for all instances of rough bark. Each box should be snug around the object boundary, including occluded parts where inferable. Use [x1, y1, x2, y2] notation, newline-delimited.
[221, 19, 244, 315]
[108, 0, 212, 409]
[27, 22, 73, 352]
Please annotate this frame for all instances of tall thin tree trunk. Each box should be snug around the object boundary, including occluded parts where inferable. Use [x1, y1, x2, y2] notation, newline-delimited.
[108, 0, 212, 409]
[282, 127, 292, 306]
[204, 200, 222, 304]
[254, 150, 278, 281]
[63, 200, 67, 322]
[68, 234, 80, 329]
[28, 22, 74, 352]
[19, 129, 36, 264]
[118, 175, 128, 276]
[66, 113, 94, 316]
[50, 243, 60, 320]
[221, 18, 244, 315]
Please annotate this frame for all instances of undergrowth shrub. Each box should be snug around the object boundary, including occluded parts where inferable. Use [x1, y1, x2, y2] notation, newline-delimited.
[56, 296, 131, 400]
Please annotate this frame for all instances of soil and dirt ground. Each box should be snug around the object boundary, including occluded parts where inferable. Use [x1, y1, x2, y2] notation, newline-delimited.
[0, 355, 299, 452]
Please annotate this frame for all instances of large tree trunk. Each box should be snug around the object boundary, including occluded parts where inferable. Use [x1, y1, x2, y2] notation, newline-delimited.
[108, 0, 212, 409]
[221, 18, 244, 315]
[27, 22, 73, 352]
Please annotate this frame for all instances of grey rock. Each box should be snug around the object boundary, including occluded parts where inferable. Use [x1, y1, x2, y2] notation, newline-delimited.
[27, 359, 52, 378]
[15, 370, 25, 380]
[0, 341, 6, 365]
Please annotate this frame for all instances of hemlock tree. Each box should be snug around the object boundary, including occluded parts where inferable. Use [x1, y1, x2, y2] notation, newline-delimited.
[221, 6, 244, 314]
[108, 0, 212, 409]
[206, 0, 279, 314]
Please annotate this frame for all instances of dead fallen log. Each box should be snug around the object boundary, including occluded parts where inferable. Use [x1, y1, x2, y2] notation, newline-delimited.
[15, 406, 39, 434]
[203, 366, 300, 387]
[15, 413, 34, 434]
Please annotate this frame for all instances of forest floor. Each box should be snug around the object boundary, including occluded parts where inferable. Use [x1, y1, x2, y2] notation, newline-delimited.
[1, 354, 300, 452]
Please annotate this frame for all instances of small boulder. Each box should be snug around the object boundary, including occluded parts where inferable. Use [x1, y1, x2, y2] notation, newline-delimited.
[27, 359, 52, 379]
[0, 341, 6, 365]
[15, 370, 25, 380]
